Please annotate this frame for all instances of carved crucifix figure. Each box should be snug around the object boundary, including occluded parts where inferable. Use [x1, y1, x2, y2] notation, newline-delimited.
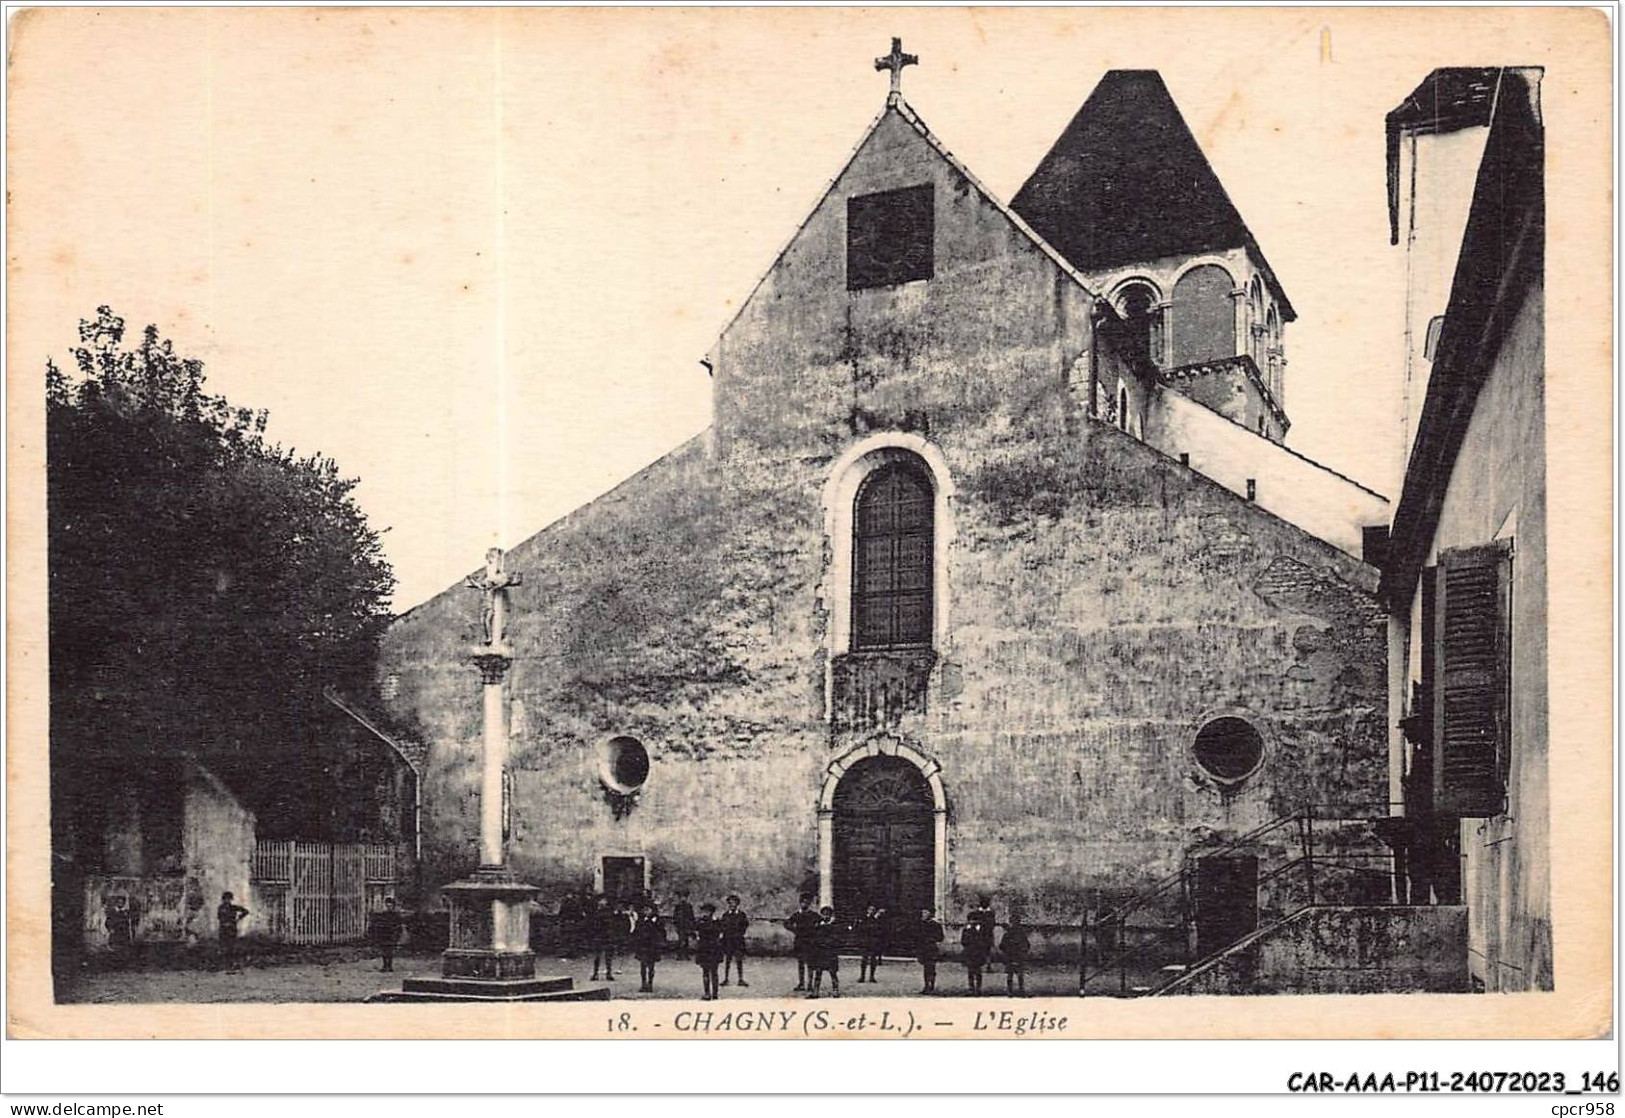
[874, 37, 918, 99]
[465, 546, 523, 647]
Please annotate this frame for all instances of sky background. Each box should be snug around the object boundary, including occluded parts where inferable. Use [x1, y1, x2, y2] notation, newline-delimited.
[10, 6, 1576, 610]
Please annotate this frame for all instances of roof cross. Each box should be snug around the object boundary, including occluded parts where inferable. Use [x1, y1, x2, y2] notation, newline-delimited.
[874, 37, 918, 101]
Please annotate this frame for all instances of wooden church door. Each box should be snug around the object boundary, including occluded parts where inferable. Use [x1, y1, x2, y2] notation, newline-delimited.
[832, 756, 934, 921]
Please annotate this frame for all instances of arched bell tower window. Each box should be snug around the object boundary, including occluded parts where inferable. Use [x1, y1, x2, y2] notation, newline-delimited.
[1117, 283, 1159, 368]
[852, 459, 934, 650]
[1247, 277, 1266, 361]
[1266, 306, 1283, 396]
[1171, 263, 1237, 365]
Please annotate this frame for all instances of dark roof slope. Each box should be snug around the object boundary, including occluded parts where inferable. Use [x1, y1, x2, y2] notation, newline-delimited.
[1385, 67, 1503, 244]
[1011, 70, 1294, 319]
[1379, 68, 1544, 606]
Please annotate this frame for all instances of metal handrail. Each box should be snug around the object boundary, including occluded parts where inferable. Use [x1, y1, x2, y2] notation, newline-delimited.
[1079, 801, 1405, 997]
[1085, 801, 1399, 931]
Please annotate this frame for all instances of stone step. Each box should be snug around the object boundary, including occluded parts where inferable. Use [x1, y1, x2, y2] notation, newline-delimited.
[370, 985, 610, 1003]
[401, 974, 575, 997]
[366, 973, 611, 1002]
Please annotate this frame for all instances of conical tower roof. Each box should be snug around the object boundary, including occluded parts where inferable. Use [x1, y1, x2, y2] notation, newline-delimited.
[1012, 69, 1293, 318]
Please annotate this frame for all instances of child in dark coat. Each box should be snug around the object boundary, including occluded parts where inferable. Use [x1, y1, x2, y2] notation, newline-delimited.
[785, 894, 819, 992]
[857, 903, 885, 983]
[718, 895, 750, 987]
[632, 901, 664, 992]
[105, 894, 137, 965]
[969, 896, 996, 978]
[590, 896, 621, 982]
[807, 907, 841, 999]
[999, 913, 1031, 996]
[694, 902, 723, 1000]
[915, 908, 944, 994]
[672, 890, 696, 955]
[961, 909, 992, 994]
[216, 892, 248, 969]
[370, 897, 405, 973]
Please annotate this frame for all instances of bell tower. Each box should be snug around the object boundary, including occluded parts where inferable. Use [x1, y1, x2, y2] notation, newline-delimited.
[1011, 69, 1294, 442]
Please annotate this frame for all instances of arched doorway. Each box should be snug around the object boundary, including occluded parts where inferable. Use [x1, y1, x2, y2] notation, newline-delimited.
[831, 755, 936, 921]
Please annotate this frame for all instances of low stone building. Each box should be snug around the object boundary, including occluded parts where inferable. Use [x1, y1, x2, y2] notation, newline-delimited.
[375, 65, 1394, 959]
[60, 695, 420, 956]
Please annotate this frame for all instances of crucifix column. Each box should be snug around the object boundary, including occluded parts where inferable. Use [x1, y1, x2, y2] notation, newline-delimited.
[380, 546, 604, 1000]
[468, 547, 521, 868]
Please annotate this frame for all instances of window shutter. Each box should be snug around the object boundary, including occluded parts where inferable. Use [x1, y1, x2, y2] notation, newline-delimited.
[1431, 542, 1512, 817]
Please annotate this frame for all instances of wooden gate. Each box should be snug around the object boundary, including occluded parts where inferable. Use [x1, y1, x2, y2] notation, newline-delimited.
[253, 840, 395, 944]
[289, 842, 331, 944]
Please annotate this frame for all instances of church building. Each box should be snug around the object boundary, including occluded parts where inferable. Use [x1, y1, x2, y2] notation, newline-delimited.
[374, 56, 1397, 960]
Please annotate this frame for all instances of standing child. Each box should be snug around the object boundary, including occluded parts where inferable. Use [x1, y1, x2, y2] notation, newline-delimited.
[969, 895, 996, 979]
[216, 892, 248, 968]
[718, 895, 750, 988]
[105, 894, 136, 966]
[961, 908, 991, 994]
[694, 902, 723, 1000]
[915, 908, 944, 994]
[672, 890, 696, 956]
[632, 901, 664, 993]
[999, 913, 1031, 996]
[784, 893, 819, 992]
[371, 897, 405, 973]
[590, 895, 618, 982]
[808, 906, 841, 999]
[857, 903, 884, 983]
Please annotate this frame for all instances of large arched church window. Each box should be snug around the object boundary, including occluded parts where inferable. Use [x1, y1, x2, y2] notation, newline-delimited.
[1170, 264, 1237, 366]
[853, 459, 934, 650]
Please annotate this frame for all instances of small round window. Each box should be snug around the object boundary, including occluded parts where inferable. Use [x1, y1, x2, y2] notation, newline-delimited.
[1192, 717, 1264, 783]
[598, 735, 650, 794]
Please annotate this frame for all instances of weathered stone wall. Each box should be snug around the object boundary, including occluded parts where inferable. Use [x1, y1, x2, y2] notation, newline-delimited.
[79, 760, 256, 950]
[181, 760, 256, 943]
[376, 105, 1388, 932]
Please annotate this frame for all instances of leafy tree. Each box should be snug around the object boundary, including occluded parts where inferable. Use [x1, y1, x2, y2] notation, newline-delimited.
[47, 307, 396, 819]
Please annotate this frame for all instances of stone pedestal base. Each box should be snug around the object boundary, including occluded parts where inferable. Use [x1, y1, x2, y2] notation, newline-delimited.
[372, 864, 607, 1003]
[439, 865, 538, 978]
[441, 948, 538, 980]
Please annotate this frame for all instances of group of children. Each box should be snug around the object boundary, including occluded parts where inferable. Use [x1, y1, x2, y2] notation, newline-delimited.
[784, 894, 1029, 997]
[582, 892, 750, 997]
[783, 894, 848, 998]
[352, 886, 1036, 997]
[959, 897, 1032, 996]
[578, 890, 1035, 998]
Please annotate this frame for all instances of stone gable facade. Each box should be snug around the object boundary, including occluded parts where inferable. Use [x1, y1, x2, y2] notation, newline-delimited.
[374, 94, 1389, 937]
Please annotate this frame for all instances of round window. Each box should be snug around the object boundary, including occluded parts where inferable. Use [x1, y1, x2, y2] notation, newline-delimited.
[598, 735, 650, 794]
[1192, 717, 1264, 783]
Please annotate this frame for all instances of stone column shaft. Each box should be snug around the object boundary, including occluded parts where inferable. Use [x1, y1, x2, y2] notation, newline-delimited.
[480, 670, 506, 867]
